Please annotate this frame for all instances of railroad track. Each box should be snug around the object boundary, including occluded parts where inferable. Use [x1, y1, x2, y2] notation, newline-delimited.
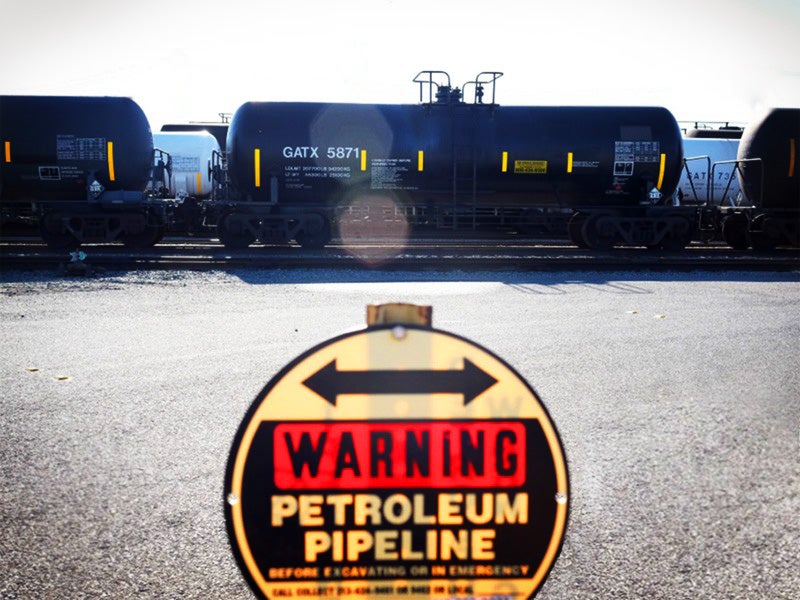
[2, 237, 798, 272]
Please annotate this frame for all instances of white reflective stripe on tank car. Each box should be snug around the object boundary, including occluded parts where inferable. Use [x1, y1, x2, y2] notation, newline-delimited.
[254, 148, 261, 187]
[4, 141, 10, 163]
[107, 141, 116, 181]
[656, 153, 666, 190]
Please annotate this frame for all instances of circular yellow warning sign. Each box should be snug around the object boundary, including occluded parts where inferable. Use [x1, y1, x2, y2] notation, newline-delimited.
[225, 323, 568, 599]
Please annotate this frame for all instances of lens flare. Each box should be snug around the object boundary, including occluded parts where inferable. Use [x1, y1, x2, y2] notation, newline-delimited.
[337, 192, 410, 266]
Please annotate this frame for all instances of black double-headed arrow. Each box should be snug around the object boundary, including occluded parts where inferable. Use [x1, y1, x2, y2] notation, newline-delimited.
[302, 358, 498, 406]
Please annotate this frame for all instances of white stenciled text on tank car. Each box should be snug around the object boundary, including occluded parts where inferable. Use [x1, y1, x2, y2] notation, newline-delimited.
[677, 137, 742, 206]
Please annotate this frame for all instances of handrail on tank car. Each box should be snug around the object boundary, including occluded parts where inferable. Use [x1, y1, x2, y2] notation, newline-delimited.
[682, 155, 712, 205]
[210, 149, 231, 202]
[413, 71, 451, 104]
[710, 158, 762, 208]
[151, 148, 173, 197]
[462, 72, 503, 105]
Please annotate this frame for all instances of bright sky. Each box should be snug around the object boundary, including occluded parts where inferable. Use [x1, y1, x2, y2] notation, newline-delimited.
[1, 0, 798, 129]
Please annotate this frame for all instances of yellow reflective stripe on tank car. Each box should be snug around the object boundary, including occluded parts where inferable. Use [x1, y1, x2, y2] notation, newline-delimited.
[254, 148, 261, 187]
[361, 149, 367, 171]
[418, 150, 424, 171]
[107, 141, 116, 181]
[196, 172, 203, 195]
[4, 141, 10, 163]
[789, 138, 796, 177]
[567, 152, 573, 173]
[502, 151, 508, 173]
[656, 153, 666, 190]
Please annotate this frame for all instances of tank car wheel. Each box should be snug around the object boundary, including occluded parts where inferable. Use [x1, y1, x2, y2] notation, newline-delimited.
[123, 214, 164, 249]
[567, 213, 589, 248]
[39, 215, 79, 250]
[722, 213, 749, 250]
[581, 213, 616, 250]
[748, 215, 777, 252]
[295, 216, 331, 250]
[217, 212, 256, 249]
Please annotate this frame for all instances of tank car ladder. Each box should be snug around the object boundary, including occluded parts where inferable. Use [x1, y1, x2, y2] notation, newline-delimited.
[414, 70, 502, 231]
[448, 72, 503, 230]
[447, 117, 478, 230]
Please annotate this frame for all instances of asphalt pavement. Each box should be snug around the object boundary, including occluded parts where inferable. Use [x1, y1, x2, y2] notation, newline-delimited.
[1, 267, 798, 599]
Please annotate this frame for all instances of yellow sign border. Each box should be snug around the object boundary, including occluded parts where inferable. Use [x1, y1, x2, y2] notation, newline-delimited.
[225, 325, 569, 599]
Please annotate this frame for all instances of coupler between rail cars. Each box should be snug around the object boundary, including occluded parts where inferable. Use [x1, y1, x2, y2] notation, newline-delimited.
[214, 205, 332, 250]
[37, 202, 171, 250]
[568, 207, 696, 251]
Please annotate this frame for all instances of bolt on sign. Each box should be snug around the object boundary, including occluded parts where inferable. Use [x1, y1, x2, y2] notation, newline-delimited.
[225, 304, 569, 599]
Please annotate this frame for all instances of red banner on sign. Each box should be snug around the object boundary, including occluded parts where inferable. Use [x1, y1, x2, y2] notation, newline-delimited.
[273, 421, 526, 489]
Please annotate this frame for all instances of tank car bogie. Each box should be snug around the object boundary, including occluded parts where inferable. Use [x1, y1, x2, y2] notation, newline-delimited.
[719, 211, 749, 250]
[213, 206, 332, 249]
[570, 206, 696, 250]
[34, 205, 168, 249]
[747, 211, 799, 250]
[216, 210, 259, 249]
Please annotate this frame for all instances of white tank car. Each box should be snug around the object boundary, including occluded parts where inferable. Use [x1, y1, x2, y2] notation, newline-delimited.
[677, 137, 742, 205]
[151, 131, 220, 198]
